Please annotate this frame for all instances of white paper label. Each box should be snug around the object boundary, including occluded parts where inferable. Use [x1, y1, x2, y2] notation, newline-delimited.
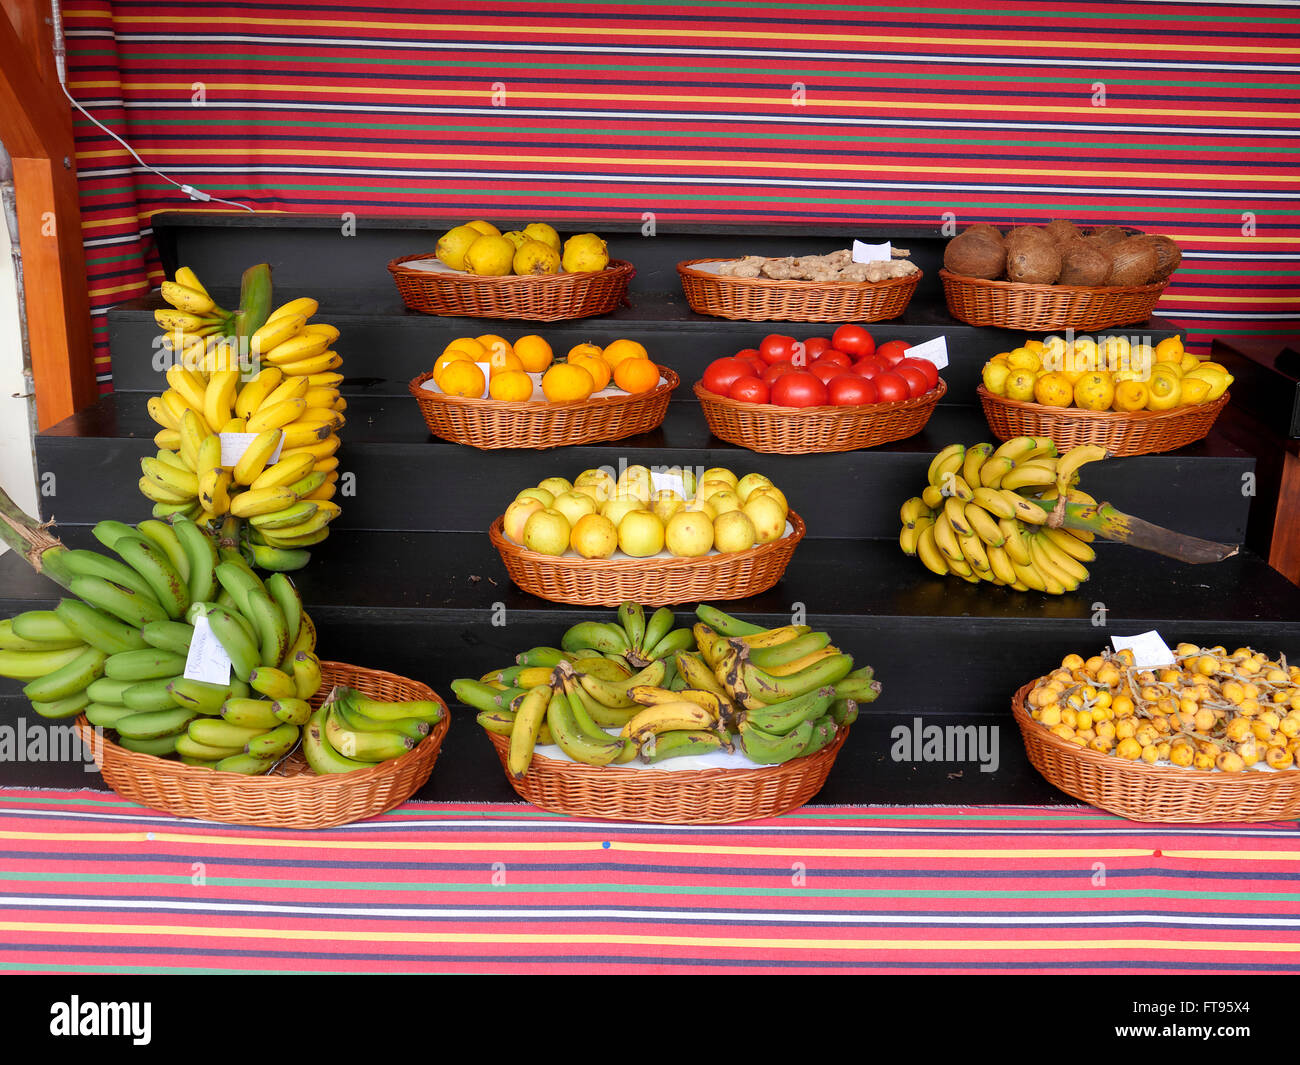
[1110, 630, 1176, 669]
[905, 336, 949, 369]
[184, 613, 232, 685]
[852, 240, 892, 263]
[474, 362, 492, 399]
[650, 469, 687, 497]
[219, 431, 284, 469]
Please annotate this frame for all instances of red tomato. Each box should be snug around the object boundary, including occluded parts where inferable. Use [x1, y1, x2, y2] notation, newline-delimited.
[810, 361, 844, 384]
[873, 371, 910, 403]
[761, 360, 800, 386]
[831, 324, 876, 358]
[728, 376, 770, 404]
[875, 339, 911, 366]
[851, 356, 885, 380]
[894, 364, 930, 398]
[758, 334, 798, 365]
[827, 374, 879, 406]
[896, 356, 940, 392]
[803, 337, 833, 361]
[735, 347, 761, 362]
[816, 350, 853, 372]
[738, 355, 766, 377]
[771, 371, 830, 408]
[702, 357, 754, 396]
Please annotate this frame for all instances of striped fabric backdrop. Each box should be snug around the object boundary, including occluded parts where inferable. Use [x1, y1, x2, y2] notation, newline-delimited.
[1, 788, 1299, 974]
[60, 1, 1300, 387]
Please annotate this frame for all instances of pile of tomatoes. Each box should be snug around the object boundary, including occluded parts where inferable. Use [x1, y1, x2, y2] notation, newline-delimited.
[700, 325, 942, 409]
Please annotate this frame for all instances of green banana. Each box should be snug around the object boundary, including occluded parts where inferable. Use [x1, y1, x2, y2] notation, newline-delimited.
[513, 646, 572, 668]
[324, 704, 413, 762]
[213, 753, 276, 775]
[221, 697, 283, 729]
[140, 619, 195, 657]
[200, 603, 262, 682]
[30, 691, 92, 720]
[85, 702, 145, 729]
[55, 548, 159, 604]
[576, 658, 668, 709]
[642, 626, 695, 662]
[117, 733, 180, 757]
[90, 519, 139, 552]
[109, 532, 190, 620]
[86, 676, 134, 704]
[263, 573, 303, 651]
[640, 606, 677, 656]
[271, 697, 313, 726]
[735, 653, 855, 709]
[506, 684, 551, 778]
[10, 610, 81, 648]
[738, 717, 817, 765]
[830, 698, 860, 726]
[617, 601, 647, 652]
[451, 677, 525, 713]
[53, 598, 148, 656]
[170, 517, 220, 604]
[245, 587, 290, 668]
[166, 676, 234, 715]
[340, 689, 445, 724]
[69, 575, 170, 629]
[174, 733, 244, 761]
[560, 620, 631, 657]
[743, 631, 832, 670]
[121, 676, 187, 712]
[244, 722, 300, 760]
[303, 705, 370, 774]
[640, 728, 732, 763]
[135, 519, 192, 584]
[115, 706, 197, 741]
[213, 559, 266, 618]
[104, 648, 189, 683]
[741, 686, 836, 736]
[693, 603, 765, 637]
[22, 647, 107, 703]
[188, 717, 269, 749]
[247, 543, 313, 573]
[248, 665, 297, 700]
[332, 694, 428, 740]
[545, 686, 623, 767]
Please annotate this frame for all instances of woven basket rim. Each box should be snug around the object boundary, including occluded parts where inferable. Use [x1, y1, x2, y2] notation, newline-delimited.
[978, 384, 1230, 425]
[678, 257, 923, 293]
[1012, 681, 1300, 792]
[77, 660, 449, 791]
[694, 376, 946, 419]
[489, 509, 807, 569]
[939, 267, 1167, 298]
[409, 364, 679, 412]
[388, 253, 636, 286]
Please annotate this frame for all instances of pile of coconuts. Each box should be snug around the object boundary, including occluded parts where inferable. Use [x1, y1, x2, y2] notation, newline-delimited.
[943, 220, 1182, 288]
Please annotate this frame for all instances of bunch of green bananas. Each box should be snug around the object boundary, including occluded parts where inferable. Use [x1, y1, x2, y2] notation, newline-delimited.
[899, 436, 1106, 595]
[0, 514, 324, 775]
[302, 685, 445, 775]
[146, 264, 346, 572]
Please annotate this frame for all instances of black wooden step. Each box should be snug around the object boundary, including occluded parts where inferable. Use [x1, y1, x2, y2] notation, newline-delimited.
[33, 393, 1255, 543]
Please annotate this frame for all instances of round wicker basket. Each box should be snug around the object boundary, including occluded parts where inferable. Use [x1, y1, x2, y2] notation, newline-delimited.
[677, 259, 920, 322]
[489, 511, 806, 607]
[409, 366, 678, 450]
[486, 725, 848, 824]
[978, 385, 1229, 457]
[941, 268, 1168, 332]
[389, 254, 635, 321]
[74, 661, 449, 829]
[695, 379, 945, 454]
[1012, 682, 1300, 823]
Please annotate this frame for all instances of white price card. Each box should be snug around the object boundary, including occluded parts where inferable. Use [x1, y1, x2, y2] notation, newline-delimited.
[474, 362, 493, 398]
[905, 336, 949, 369]
[219, 431, 284, 470]
[650, 468, 687, 497]
[1110, 630, 1176, 669]
[184, 613, 232, 685]
[852, 240, 892, 263]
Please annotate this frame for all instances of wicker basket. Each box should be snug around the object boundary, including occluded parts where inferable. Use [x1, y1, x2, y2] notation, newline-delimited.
[677, 259, 920, 322]
[941, 268, 1168, 332]
[1012, 682, 1300, 823]
[978, 385, 1229, 457]
[486, 725, 848, 824]
[74, 661, 449, 829]
[388, 253, 635, 321]
[409, 366, 678, 450]
[489, 510, 806, 607]
[695, 379, 945, 454]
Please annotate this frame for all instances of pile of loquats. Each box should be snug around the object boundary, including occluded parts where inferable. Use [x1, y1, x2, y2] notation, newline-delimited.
[1026, 644, 1300, 772]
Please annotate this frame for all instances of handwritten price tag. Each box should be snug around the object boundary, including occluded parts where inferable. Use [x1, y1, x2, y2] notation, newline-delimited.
[219, 431, 284, 469]
[852, 240, 892, 263]
[905, 336, 949, 370]
[184, 613, 232, 685]
[1110, 630, 1176, 669]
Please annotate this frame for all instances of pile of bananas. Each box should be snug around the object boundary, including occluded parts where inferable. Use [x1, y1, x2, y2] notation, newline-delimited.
[899, 436, 1105, 594]
[304, 685, 445, 775]
[454, 602, 878, 776]
[0, 514, 322, 774]
[144, 264, 346, 572]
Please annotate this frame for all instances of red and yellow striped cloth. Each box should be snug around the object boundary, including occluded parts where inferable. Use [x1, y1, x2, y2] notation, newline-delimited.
[0, 787, 1298, 974]
[61, 1, 1300, 388]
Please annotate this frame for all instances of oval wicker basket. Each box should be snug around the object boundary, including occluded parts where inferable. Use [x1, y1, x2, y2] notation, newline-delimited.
[74, 661, 450, 829]
[489, 510, 806, 607]
[409, 366, 678, 450]
[388, 253, 635, 321]
[486, 724, 848, 824]
[941, 268, 1168, 332]
[978, 385, 1229, 457]
[677, 259, 920, 322]
[1012, 682, 1300, 823]
[695, 379, 945, 454]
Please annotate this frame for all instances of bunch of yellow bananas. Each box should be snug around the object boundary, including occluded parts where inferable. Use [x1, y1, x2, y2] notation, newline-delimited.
[142, 267, 346, 572]
[899, 436, 1105, 594]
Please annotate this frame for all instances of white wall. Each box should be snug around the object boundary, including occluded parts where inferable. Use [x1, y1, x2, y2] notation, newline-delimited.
[0, 207, 40, 551]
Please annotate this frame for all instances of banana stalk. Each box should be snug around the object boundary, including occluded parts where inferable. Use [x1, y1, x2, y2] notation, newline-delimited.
[1022, 498, 1238, 564]
[231, 262, 274, 344]
[0, 486, 78, 592]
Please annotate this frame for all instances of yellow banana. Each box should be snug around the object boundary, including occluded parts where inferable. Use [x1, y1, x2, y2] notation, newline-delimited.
[161, 280, 216, 315]
[964, 502, 1005, 548]
[246, 397, 308, 434]
[275, 350, 342, 377]
[229, 486, 301, 519]
[249, 314, 307, 357]
[232, 429, 285, 487]
[234, 366, 285, 420]
[279, 419, 337, 450]
[263, 332, 331, 366]
[998, 517, 1033, 566]
[266, 297, 319, 323]
[1043, 525, 1097, 564]
[916, 522, 949, 576]
[250, 451, 318, 492]
[203, 369, 242, 435]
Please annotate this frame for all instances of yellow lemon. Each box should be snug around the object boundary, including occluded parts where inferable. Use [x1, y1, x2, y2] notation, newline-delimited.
[435, 225, 481, 271]
[522, 222, 562, 252]
[463, 234, 515, 276]
[1178, 377, 1213, 406]
[1146, 365, 1183, 410]
[1074, 370, 1116, 412]
[981, 361, 1011, 395]
[1033, 372, 1075, 408]
[465, 219, 501, 237]
[1112, 379, 1149, 412]
[1006, 346, 1042, 372]
[1004, 368, 1038, 402]
[1154, 335, 1184, 364]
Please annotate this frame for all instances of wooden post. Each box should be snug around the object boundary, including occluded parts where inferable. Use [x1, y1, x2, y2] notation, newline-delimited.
[0, 0, 97, 429]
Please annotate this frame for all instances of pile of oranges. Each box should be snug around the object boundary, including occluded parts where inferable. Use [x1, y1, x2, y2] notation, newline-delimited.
[431, 334, 660, 404]
[1025, 643, 1300, 772]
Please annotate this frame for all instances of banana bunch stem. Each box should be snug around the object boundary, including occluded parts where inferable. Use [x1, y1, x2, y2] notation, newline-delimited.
[0, 485, 75, 591]
[1030, 498, 1238, 564]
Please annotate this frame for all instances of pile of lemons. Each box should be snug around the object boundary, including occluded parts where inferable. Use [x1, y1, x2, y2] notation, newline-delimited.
[435, 220, 610, 277]
[981, 334, 1233, 413]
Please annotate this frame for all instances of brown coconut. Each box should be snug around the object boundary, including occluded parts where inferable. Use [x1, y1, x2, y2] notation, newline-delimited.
[1057, 239, 1112, 287]
[943, 231, 1006, 280]
[961, 222, 1005, 245]
[1043, 218, 1083, 244]
[1005, 224, 1053, 249]
[1141, 234, 1183, 280]
[1105, 236, 1160, 286]
[1005, 240, 1062, 285]
[1085, 224, 1129, 249]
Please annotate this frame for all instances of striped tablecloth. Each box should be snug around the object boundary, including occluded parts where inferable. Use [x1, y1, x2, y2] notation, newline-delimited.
[0, 787, 1297, 974]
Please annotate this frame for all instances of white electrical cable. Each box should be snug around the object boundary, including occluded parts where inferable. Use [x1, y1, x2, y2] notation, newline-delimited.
[49, 0, 255, 213]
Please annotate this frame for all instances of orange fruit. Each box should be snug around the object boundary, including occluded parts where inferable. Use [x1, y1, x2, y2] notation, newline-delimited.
[433, 348, 474, 382]
[513, 334, 554, 373]
[567, 342, 605, 364]
[488, 349, 525, 377]
[438, 360, 487, 398]
[601, 338, 648, 367]
[476, 334, 513, 359]
[1154, 335, 1184, 364]
[490, 369, 534, 402]
[612, 357, 660, 395]
[569, 354, 611, 391]
[541, 363, 595, 403]
[444, 337, 487, 358]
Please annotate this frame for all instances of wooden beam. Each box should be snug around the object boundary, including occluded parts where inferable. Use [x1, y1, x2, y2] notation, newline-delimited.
[0, 0, 97, 429]
[1270, 447, 1300, 586]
